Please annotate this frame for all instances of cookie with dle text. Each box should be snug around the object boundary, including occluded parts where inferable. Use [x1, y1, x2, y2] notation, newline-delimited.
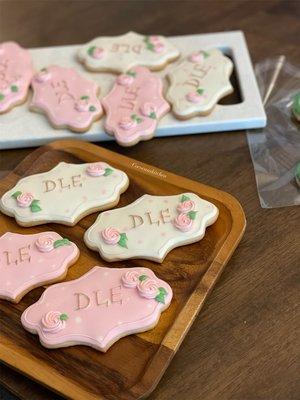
[0, 42, 34, 114]
[0, 232, 79, 303]
[84, 193, 218, 263]
[77, 31, 180, 74]
[167, 49, 233, 119]
[102, 66, 170, 146]
[30, 65, 103, 132]
[0, 162, 129, 227]
[21, 266, 172, 352]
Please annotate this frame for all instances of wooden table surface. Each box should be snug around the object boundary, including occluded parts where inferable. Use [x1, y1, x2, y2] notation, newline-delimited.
[0, 1, 299, 399]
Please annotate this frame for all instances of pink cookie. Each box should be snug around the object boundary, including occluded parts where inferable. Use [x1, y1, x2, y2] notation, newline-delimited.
[21, 266, 172, 352]
[30, 65, 103, 132]
[102, 66, 170, 146]
[0, 42, 34, 114]
[0, 232, 79, 303]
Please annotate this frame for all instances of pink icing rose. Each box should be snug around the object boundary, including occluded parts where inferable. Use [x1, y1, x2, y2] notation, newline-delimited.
[92, 47, 104, 59]
[86, 162, 106, 177]
[186, 92, 205, 104]
[116, 74, 134, 86]
[122, 270, 140, 288]
[137, 278, 159, 299]
[16, 192, 34, 208]
[188, 52, 204, 63]
[35, 235, 55, 253]
[101, 227, 121, 245]
[173, 213, 193, 232]
[149, 35, 161, 44]
[34, 69, 51, 83]
[119, 117, 137, 131]
[140, 102, 157, 117]
[177, 200, 195, 213]
[74, 99, 90, 112]
[41, 311, 66, 333]
[154, 43, 165, 53]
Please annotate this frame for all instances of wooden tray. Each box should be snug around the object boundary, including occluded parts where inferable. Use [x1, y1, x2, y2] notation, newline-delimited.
[0, 140, 246, 400]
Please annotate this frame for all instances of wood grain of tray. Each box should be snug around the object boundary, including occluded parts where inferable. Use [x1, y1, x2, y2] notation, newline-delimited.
[0, 140, 246, 399]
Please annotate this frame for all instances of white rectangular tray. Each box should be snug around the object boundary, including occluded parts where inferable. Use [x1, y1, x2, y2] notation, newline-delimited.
[0, 30, 266, 150]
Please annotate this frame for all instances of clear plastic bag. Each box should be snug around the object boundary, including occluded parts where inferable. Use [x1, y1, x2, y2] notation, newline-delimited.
[247, 56, 300, 208]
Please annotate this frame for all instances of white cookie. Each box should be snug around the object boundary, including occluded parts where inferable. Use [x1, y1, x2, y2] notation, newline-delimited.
[167, 49, 233, 119]
[0, 162, 129, 226]
[84, 193, 218, 263]
[77, 31, 180, 73]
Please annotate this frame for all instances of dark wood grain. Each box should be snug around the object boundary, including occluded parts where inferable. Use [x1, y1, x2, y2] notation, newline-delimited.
[0, 0, 299, 399]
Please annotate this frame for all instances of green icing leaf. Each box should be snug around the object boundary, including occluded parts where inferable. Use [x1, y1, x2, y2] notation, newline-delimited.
[89, 105, 96, 112]
[59, 313, 68, 321]
[188, 210, 197, 220]
[126, 71, 136, 77]
[104, 167, 113, 176]
[181, 194, 190, 202]
[0, 93, 4, 101]
[30, 200, 42, 213]
[292, 92, 300, 115]
[54, 238, 71, 248]
[81, 95, 89, 100]
[155, 292, 165, 304]
[158, 287, 167, 295]
[88, 46, 96, 56]
[139, 275, 148, 282]
[202, 50, 210, 58]
[118, 232, 128, 248]
[295, 162, 300, 179]
[146, 43, 155, 51]
[143, 36, 150, 43]
[136, 117, 143, 123]
[131, 113, 137, 121]
[196, 88, 204, 95]
[11, 191, 22, 199]
[149, 111, 156, 119]
[11, 85, 18, 92]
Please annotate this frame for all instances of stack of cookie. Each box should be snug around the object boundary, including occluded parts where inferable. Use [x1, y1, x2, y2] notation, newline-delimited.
[0, 32, 234, 146]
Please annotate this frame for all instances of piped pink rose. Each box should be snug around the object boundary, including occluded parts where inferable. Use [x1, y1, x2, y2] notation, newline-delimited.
[186, 89, 205, 104]
[16, 192, 34, 208]
[122, 270, 140, 288]
[119, 116, 137, 131]
[140, 102, 157, 119]
[177, 200, 195, 213]
[88, 46, 104, 59]
[35, 235, 55, 253]
[117, 74, 134, 86]
[188, 52, 204, 64]
[173, 213, 193, 232]
[86, 162, 113, 177]
[41, 311, 68, 334]
[34, 69, 51, 83]
[137, 277, 160, 299]
[101, 227, 128, 248]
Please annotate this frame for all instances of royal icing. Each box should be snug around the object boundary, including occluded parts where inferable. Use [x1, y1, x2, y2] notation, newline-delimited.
[30, 66, 103, 132]
[0, 232, 79, 302]
[167, 49, 233, 118]
[77, 31, 180, 73]
[102, 66, 170, 146]
[0, 42, 34, 113]
[0, 162, 129, 226]
[84, 193, 219, 263]
[21, 266, 172, 352]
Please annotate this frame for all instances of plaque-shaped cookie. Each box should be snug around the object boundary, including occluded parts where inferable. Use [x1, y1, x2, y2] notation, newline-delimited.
[0, 232, 79, 302]
[0, 162, 129, 227]
[102, 66, 170, 146]
[21, 266, 172, 352]
[84, 193, 219, 263]
[30, 65, 103, 132]
[167, 49, 233, 119]
[77, 31, 180, 73]
[0, 42, 34, 114]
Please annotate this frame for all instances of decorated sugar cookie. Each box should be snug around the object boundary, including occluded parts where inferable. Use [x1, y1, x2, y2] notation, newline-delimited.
[0, 232, 79, 302]
[30, 66, 103, 132]
[21, 266, 172, 352]
[292, 92, 300, 122]
[102, 66, 170, 146]
[167, 49, 233, 119]
[77, 31, 180, 74]
[84, 193, 218, 263]
[0, 162, 129, 227]
[0, 42, 34, 114]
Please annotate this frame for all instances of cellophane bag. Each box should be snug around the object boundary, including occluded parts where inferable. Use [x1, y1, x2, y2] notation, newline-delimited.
[247, 56, 300, 208]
